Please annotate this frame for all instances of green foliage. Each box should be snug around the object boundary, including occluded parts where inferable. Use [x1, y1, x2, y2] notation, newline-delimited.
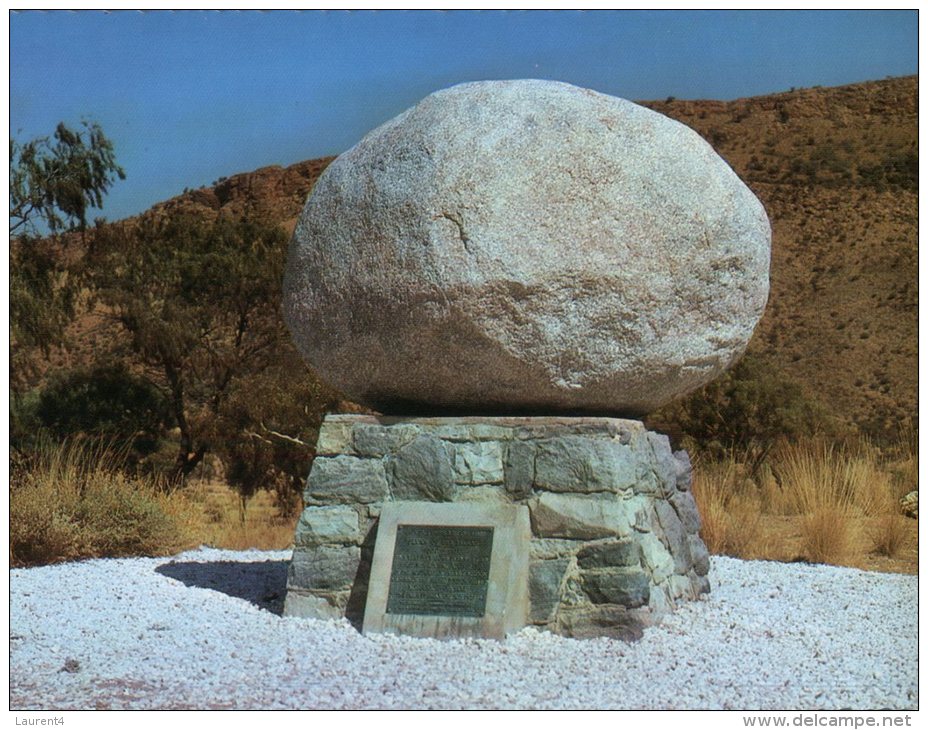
[9, 241, 76, 361]
[87, 213, 330, 487]
[35, 364, 171, 457]
[10, 120, 125, 381]
[10, 390, 43, 460]
[10, 120, 125, 237]
[211, 350, 340, 515]
[649, 352, 833, 472]
[786, 138, 917, 193]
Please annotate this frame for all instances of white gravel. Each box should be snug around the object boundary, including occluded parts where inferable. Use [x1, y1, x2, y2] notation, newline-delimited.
[10, 547, 917, 710]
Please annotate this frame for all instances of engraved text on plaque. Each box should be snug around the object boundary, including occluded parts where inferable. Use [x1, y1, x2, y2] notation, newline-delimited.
[385, 525, 495, 617]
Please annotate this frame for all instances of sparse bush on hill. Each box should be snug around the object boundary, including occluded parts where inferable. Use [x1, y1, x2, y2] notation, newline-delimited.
[858, 149, 918, 192]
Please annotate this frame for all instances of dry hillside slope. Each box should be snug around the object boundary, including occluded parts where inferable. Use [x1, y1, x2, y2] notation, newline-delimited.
[59, 76, 919, 439]
[646, 76, 917, 437]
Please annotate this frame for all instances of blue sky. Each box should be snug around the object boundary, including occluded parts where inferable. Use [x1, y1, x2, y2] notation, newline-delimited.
[10, 9, 918, 224]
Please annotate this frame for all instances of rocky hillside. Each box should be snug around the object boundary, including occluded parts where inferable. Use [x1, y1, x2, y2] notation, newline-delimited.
[150, 155, 335, 234]
[56, 76, 920, 440]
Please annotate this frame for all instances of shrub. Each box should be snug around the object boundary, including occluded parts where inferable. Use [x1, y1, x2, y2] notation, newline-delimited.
[648, 352, 835, 475]
[208, 349, 340, 517]
[859, 150, 917, 192]
[10, 389, 43, 459]
[10, 439, 195, 566]
[35, 363, 171, 457]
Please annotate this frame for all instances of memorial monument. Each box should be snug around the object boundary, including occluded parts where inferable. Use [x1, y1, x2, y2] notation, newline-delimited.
[281, 80, 771, 640]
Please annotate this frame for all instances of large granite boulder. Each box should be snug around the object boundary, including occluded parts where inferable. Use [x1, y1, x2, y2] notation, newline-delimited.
[283, 79, 770, 415]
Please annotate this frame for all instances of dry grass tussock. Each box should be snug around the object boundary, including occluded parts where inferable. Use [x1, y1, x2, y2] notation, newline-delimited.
[691, 459, 763, 559]
[870, 513, 908, 558]
[10, 441, 298, 567]
[10, 440, 199, 567]
[692, 437, 917, 568]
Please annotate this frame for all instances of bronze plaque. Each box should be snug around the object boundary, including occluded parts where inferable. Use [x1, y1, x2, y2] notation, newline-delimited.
[386, 525, 495, 617]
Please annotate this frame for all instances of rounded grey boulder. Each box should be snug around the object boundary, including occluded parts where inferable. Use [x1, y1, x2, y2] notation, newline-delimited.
[283, 80, 770, 415]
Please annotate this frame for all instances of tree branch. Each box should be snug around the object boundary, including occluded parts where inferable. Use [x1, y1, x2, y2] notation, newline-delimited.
[245, 422, 312, 449]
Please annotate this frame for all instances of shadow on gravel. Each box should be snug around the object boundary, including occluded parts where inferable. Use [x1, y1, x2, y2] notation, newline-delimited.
[156, 560, 290, 615]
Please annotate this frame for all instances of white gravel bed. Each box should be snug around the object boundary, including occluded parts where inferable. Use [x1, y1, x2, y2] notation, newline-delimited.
[10, 548, 917, 710]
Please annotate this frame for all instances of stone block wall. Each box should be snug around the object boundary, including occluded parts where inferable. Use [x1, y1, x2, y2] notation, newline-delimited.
[284, 415, 710, 639]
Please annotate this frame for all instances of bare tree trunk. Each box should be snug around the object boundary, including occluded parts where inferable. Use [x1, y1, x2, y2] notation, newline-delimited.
[163, 358, 208, 486]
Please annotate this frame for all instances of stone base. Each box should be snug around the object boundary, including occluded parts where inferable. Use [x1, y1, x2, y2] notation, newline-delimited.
[284, 415, 710, 638]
